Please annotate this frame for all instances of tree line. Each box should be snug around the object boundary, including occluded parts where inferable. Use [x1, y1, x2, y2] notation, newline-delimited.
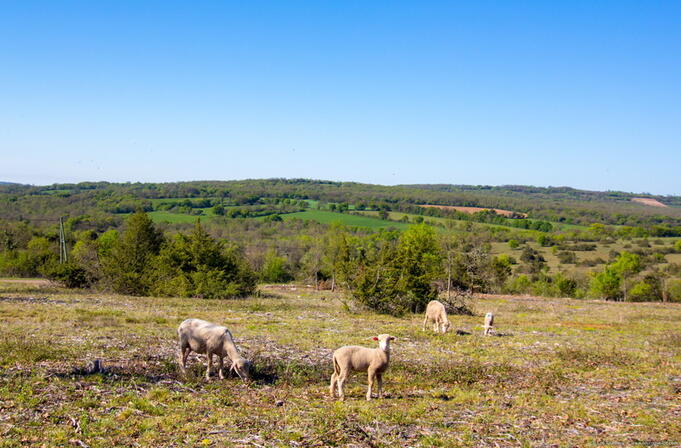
[3, 210, 680, 314]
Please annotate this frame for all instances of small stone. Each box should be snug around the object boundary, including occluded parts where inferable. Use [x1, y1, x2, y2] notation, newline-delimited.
[275, 400, 284, 407]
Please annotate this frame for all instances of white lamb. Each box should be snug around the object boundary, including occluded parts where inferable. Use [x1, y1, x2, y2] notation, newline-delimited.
[177, 318, 250, 380]
[483, 312, 494, 336]
[329, 334, 395, 401]
[422, 300, 451, 334]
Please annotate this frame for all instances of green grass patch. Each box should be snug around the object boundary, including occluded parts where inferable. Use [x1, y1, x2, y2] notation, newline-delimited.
[275, 210, 411, 230]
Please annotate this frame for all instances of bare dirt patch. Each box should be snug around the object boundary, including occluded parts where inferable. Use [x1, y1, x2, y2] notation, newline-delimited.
[418, 204, 527, 218]
[632, 197, 668, 207]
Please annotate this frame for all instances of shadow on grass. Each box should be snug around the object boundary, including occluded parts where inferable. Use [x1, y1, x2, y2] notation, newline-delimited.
[249, 354, 329, 386]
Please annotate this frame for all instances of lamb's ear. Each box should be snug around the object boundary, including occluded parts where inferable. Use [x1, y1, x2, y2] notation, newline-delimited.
[372, 336, 379, 341]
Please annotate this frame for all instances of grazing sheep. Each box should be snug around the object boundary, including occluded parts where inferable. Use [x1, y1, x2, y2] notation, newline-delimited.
[329, 334, 395, 401]
[483, 312, 494, 336]
[422, 300, 451, 334]
[178, 318, 250, 381]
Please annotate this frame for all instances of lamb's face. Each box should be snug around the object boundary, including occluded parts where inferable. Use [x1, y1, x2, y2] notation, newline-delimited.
[442, 321, 451, 333]
[373, 334, 396, 351]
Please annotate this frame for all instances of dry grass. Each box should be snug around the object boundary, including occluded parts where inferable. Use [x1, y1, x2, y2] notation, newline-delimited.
[0, 281, 680, 447]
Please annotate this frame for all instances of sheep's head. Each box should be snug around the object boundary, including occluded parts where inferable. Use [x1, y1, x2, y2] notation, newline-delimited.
[230, 358, 251, 381]
[372, 334, 396, 351]
[442, 321, 451, 333]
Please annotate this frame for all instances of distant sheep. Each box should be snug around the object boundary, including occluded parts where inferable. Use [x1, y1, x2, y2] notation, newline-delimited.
[330, 334, 395, 401]
[422, 300, 451, 334]
[178, 318, 250, 380]
[483, 312, 494, 336]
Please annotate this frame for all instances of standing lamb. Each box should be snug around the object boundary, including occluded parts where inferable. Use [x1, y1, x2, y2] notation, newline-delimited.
[483, 312, 494, 336]
[330, 334, 395, 401]
[422, 300, 451, 334]
[177, 318, 250, 381]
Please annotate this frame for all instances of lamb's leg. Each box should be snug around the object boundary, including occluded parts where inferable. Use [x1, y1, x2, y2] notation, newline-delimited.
[376, 373, 383, 398]
[366, 369, 375, 401]
[433, 322, 438, 333]
[422, 315, 428, 331]
[205, 352, 213, 380]
[217, 356, 225, 380]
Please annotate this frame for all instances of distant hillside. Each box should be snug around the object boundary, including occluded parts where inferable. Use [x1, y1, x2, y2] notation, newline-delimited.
[1, 179, 681, 229]
[402, 184, 681, 206]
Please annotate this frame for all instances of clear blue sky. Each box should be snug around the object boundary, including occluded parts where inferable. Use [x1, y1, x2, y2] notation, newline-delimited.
[1, 1, 680, 194]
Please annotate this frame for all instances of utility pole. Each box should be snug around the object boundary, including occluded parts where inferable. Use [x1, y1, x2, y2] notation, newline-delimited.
[59, 217, 68, 264]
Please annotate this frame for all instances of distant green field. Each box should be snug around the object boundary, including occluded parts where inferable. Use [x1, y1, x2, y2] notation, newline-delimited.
[277, 210, 411, 230]
[146, 211, 208, 224]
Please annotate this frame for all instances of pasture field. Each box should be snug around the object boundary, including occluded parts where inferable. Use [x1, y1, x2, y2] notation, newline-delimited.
[1, 281, 680, 447]
[145, 211, 213, 224]
[490, 238, 681, 275]
[276, 210, 411, 230]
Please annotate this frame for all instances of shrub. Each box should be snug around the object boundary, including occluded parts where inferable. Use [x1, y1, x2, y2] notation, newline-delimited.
[628, 281, 658, 302]
[342, 225, 442, 315]
[42, 262, 91, 288]
[506, 274, 531, 294]
[151, 222, 256, 299]
[589, 267, 621, 300]
[260, 249, 292, 283]
[557, 251, 577, 264]
[555, 273, 578, 297]
[666, 279, 681, 302]
[100, 211, 163, 295]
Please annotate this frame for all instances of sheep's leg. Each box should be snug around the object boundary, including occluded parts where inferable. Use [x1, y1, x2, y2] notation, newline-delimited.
[180, 347, 190, 373]
[217, 356, 225, 380]
[337, 371, 348, 401]
[433, 322, 438, 333]
[422, 316, 428, 331]
[205, 352, 213, 380]
[178, 346, 186, 372]
[329, 372, 337, 398]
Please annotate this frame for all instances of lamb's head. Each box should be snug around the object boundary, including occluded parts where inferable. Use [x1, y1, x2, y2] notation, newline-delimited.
[442, 321, 451, 333]
[230, 357, 251, 381]
[372, 334, 396, 351]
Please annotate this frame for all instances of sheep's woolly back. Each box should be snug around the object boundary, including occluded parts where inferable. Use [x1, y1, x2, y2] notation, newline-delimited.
[332, 334, 394, 372]
[178, 318, 249, 378]
[425, 300, 449, 323]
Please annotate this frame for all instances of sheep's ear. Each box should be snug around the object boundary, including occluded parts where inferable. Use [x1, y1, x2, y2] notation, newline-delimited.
[372, 336, 379, 341]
